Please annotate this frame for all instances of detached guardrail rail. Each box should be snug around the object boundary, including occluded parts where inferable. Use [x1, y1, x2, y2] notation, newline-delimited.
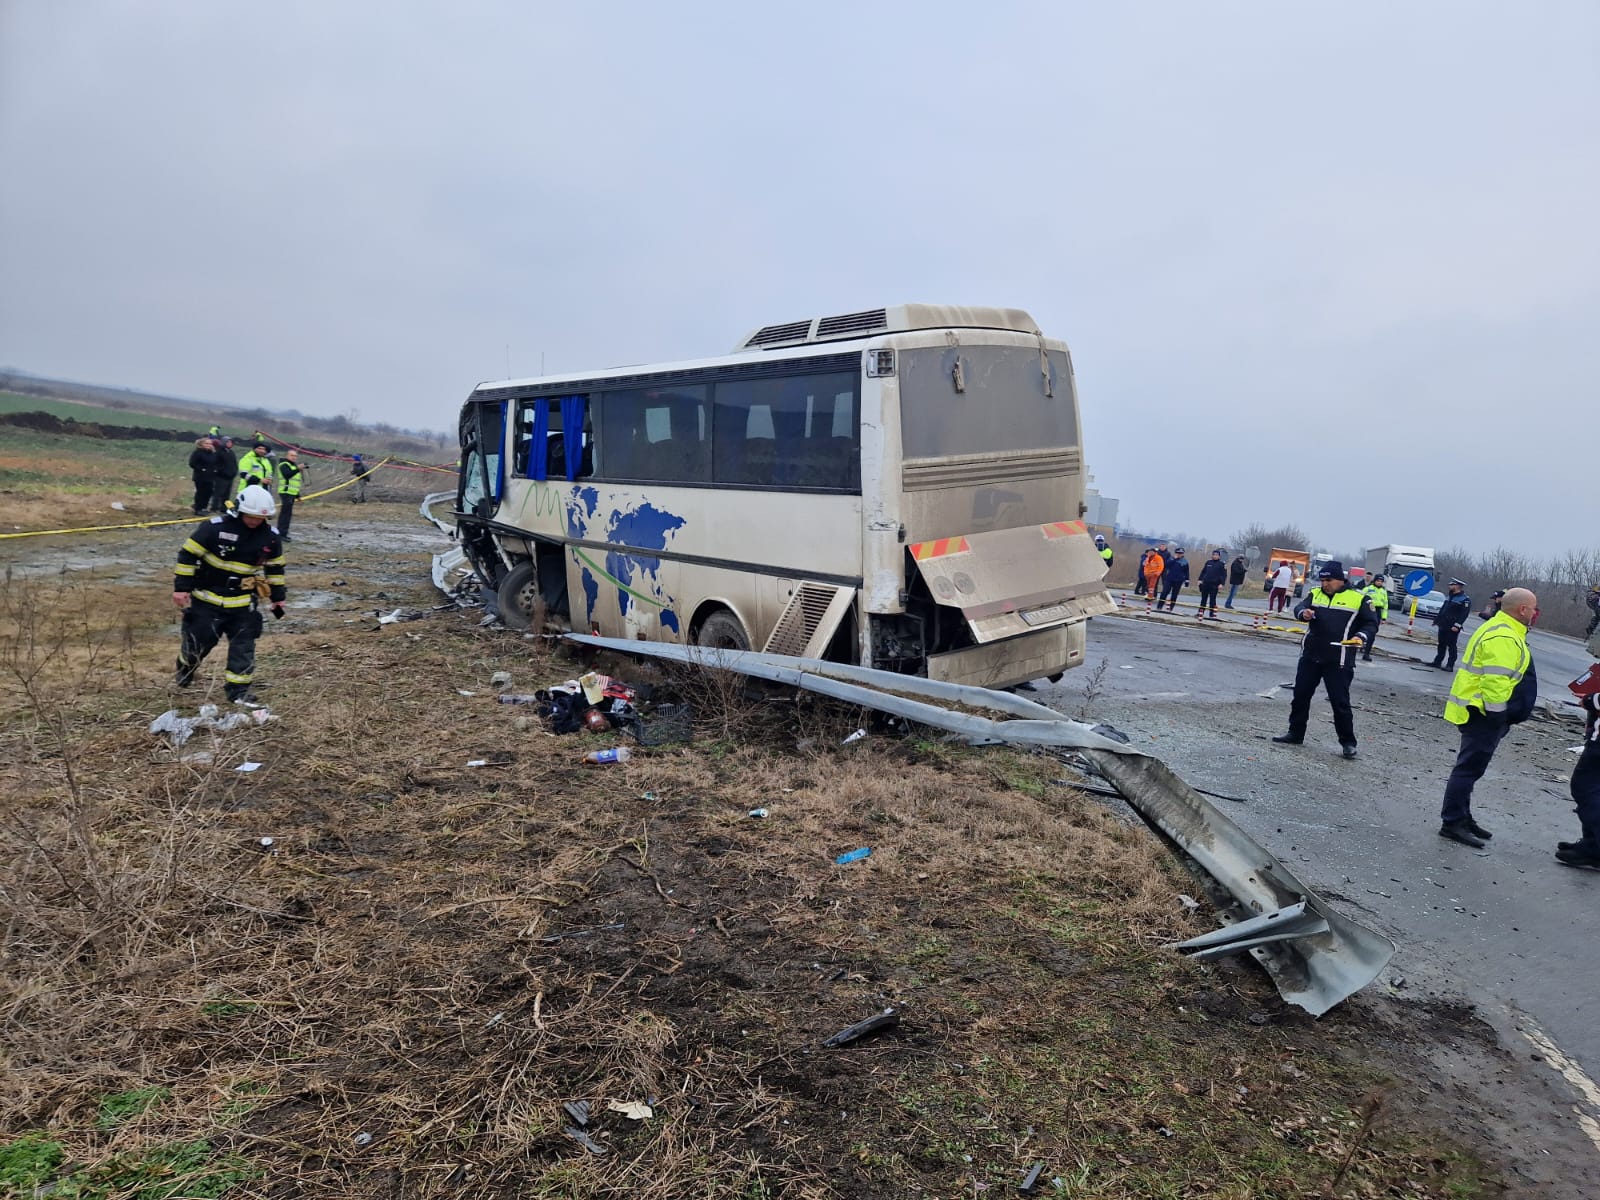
[568, 634, 1396, 1016]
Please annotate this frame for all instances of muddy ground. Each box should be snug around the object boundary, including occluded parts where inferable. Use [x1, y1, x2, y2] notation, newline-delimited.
[1, 497, 1597, 1198]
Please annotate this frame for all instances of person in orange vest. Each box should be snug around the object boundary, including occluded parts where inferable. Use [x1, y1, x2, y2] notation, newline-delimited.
[1142, 544, 1167, 597]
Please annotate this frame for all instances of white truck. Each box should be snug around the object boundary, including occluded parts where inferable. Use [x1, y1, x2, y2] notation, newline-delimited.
[1364, 545, 1436, 607]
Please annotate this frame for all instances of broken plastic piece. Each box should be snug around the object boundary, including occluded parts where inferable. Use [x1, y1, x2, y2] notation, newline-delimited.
[842, 728, 867, 745]
[353, 1132, 374, 1147]
[823, 1007, 899, 1048]
[1018, 1161, 1045, 1193]
[563, 1126, 607, 1155]
[563, 1101, 590, 1126]
[606, 1099, 652, 1121]
[835, 847, 871, 865]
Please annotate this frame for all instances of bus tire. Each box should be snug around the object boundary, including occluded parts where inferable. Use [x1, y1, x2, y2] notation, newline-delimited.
[496, 562, 543, 632]
[695, 609, 751, 652]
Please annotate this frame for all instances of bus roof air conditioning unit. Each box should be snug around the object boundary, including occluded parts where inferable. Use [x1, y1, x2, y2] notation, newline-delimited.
[736, 304, 1041, 352]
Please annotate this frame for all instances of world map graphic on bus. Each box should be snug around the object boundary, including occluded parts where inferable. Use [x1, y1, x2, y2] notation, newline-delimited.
[568, 487, 686, 633]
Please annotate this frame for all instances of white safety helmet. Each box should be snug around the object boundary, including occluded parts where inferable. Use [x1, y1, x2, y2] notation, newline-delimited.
[236, 485, 276, 518]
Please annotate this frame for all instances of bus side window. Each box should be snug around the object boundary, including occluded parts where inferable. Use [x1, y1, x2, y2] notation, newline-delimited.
[599, 386, 707, 481]
[514, 400, 538, 478]
[715, 373, 858, 489]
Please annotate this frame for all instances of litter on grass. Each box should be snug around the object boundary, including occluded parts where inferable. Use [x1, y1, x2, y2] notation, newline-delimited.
[149, 704, 276, 748]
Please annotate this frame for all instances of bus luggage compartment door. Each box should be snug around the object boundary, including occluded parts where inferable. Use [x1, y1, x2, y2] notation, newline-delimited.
[906, 520, 1115, 644]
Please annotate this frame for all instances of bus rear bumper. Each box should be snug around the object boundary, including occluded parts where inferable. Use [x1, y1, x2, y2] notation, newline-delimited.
[926, 622, 1084, 690]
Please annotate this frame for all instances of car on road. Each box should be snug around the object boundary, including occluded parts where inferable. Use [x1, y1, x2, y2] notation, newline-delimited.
[1409, 589, 1446, 617]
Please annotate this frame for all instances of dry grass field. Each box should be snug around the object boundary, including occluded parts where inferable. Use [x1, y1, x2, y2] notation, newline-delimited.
[0, 422, 1524, 1198]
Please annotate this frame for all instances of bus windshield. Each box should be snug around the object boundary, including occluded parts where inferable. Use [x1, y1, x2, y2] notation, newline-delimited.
[898, 345, 1076, 458]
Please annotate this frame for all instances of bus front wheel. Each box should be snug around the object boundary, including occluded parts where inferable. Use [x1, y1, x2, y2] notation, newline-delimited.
[695, 609, 751, 652]
[496, 562, 544, 632]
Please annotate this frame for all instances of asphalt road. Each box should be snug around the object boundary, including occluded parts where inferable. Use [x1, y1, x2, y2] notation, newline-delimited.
[1035, 598, 1600, 1079]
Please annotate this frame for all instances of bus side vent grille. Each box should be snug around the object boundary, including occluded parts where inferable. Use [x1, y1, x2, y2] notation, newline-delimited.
[744, 320, 814, 348]
[815, 308, 888, 339]
[764, 583, 844, 657]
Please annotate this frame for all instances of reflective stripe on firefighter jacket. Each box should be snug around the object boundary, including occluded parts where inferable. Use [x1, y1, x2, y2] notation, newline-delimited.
[1362, 583, 1389, 617]
[275, 459, 304, 497]
[1445, 611, 1531, 725]
[236, 452, 273, 490]
[174, 514, 287, 610]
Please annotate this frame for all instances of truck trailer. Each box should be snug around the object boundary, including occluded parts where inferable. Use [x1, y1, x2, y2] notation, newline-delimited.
[1364, 545, 1435, 605]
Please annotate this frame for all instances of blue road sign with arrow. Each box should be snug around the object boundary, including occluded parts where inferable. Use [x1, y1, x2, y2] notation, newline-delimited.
[1403, 569, 1434, 596]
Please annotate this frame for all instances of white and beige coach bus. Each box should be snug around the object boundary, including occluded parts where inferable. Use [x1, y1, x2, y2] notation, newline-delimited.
[454, 304, 1114, 688]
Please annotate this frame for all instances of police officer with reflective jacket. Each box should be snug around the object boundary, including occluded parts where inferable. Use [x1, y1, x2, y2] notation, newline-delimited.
[236, 442, 274, 497]
[172, 485, 287, 703]
[274, 449, 305, 541]
[1094, 533, 1113, 570]
[1431, 579, 1473, 670]
[1436, 588, 1538, 847]
[1359, 574, 1389, 661]
[1272, 561, 1378, 759]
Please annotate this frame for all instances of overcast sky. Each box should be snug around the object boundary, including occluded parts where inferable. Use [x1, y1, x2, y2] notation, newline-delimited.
[2, 2, 1595, 558]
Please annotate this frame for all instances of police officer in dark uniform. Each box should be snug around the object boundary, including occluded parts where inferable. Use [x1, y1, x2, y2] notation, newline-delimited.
[1272, 561, 1378, 759]
[172, 485, 287, 703]
[1431, 578, 1473, 671]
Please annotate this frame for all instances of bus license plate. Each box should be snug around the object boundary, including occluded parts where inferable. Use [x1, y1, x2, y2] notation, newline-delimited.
[1021, 603, 1071, 626]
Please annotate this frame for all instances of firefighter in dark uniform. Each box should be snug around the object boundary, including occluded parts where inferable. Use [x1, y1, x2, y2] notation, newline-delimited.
[1272, 560, 1378, 759]
[1431, 578, 1473, 670]
[172, 485, 287, 703]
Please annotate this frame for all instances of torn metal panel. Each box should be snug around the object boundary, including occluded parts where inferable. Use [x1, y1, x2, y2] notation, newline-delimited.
[1169, 900, 1329, 960]
[905, 521, 1116, 644]
[562, 634, 1395, 1016]
[1078, 751, 1394, 1017]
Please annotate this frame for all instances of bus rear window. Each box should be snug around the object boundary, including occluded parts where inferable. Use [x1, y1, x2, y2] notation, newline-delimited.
[899, 346, 1076, 458]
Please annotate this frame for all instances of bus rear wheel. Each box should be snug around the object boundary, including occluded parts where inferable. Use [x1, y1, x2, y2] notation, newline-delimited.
[695, 609, 751, 652]
[496, 562, 544, 632]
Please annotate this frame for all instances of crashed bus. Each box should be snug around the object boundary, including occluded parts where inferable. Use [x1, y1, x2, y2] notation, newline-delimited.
[453, 304, 1114, 689]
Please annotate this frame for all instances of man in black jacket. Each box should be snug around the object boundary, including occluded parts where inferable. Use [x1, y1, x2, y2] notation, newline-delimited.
[1225, 555, 1247, 608]
[1272, 561, 1378, 759]
[172, 485, 287, 703]
[1196, 550, 1227, 619]
[1431, 579, 1473, 670]
[210, 437, 238, 513]
[187, 437, 218, 515]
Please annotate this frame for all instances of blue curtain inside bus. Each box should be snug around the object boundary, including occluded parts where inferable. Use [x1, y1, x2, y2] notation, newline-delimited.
[529, 399, 549, 481]
[560, 396, 585, 480]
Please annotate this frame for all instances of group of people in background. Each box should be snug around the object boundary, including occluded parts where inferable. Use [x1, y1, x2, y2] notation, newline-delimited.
[1113, 542, 1598, 870]
[184, 429, 373, 540]
[185, 436, 303, 539]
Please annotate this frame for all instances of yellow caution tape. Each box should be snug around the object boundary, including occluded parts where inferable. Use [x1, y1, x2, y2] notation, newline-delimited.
[0, 514, 204, 540]
[0, 458, 392, 540]
[297, 457, 390, 501]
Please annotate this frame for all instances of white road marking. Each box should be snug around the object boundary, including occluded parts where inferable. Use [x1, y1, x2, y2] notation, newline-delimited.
[1517, 1019, 1600, 1153]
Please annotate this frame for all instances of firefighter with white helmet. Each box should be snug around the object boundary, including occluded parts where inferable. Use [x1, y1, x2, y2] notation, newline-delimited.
[171, 485, 287, 703]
